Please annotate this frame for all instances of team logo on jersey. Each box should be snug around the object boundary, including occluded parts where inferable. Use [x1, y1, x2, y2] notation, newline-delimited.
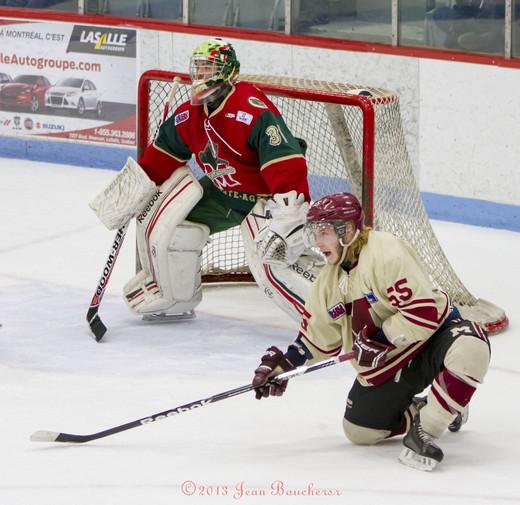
[225, 113, 235, 118]
[198, 140, 241, 190]
[328, 302, 346, 321]
[174, 110, 189, 126]
[236, 110, 253, 125]
[248, 96, 268, 109]
[365, 292, 378, 304]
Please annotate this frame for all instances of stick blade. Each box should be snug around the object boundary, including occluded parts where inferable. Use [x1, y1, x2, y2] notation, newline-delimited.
[30, 430, 60, 442]
[87, 308, 107, 342]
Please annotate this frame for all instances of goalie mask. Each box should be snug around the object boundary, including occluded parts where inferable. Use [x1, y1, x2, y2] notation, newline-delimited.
[304, 193, 364, 264]
[189, 37, 240, 106]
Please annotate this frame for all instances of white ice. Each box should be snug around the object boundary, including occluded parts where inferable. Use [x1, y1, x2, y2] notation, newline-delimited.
[0, 158, 519, 505]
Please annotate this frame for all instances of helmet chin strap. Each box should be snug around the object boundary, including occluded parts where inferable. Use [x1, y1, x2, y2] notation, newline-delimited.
[338, 229, 360, 265]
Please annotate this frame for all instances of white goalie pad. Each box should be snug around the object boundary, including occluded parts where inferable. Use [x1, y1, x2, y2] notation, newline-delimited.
[89, 157, 157, 230]
[123, 167, 208, 315]
[241, 200, 324, 322]
[124, 221, 210, 315]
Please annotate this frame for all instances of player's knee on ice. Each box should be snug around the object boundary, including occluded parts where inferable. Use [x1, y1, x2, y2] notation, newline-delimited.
[342, 418, 391, 445]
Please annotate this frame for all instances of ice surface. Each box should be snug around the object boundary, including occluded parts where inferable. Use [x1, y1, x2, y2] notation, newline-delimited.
[0, 158, 519, 505]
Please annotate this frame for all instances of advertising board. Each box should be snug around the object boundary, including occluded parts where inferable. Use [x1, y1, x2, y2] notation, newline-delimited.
[0, 20, 137, 146]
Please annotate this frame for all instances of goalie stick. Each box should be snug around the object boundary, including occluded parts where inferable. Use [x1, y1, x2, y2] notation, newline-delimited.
[86, 76, 182, 342]
[30, 351, 355, 443]
[86, 224, 129, 341]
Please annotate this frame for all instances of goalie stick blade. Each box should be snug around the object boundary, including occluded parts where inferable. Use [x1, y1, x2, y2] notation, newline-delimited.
[87, 308, 107, 342]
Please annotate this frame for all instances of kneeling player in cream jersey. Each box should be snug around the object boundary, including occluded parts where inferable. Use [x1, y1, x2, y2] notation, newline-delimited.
[90, 37, 320, 321]
[251, 192, 491, 471]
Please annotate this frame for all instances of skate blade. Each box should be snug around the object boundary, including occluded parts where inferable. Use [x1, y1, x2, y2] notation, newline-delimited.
[142, 310, 196, 323]
[398, 447, 439, 472]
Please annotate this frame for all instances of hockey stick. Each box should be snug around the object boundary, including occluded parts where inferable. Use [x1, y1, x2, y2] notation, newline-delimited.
[86, 76, 182, 342]
[30, 351, 355, 444]
[86, 224, 128, 341]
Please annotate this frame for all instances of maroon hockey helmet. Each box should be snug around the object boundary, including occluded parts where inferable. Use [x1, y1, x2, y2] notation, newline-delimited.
[307, 192, 364, 230]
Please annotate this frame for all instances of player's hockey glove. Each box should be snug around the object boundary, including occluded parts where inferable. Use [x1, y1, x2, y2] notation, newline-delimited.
[352, 326, 394, 368]
[252, 346, 296, 400]
[260, 191, 309, 266]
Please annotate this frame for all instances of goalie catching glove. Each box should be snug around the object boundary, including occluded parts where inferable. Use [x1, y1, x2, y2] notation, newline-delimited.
[259, 190, 309, 266]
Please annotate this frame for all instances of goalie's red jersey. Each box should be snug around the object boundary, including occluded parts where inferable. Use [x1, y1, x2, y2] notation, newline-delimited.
[139, 81, 310, 202]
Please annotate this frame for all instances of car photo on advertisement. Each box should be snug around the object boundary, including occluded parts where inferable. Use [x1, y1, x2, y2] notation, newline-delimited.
[0, 74, 51, 113]
[45, 78, 103, 118]
[0, 73, 12, 85]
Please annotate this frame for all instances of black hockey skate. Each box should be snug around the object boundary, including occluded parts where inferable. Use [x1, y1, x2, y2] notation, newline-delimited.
[412, 396, 468, 433]
[448, 405, 469, 432]
[399, 414, 444, 471]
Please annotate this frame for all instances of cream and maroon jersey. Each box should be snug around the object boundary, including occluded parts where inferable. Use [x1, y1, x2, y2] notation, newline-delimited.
[139, 81, 310, 207]
[299, 231, 450, 386]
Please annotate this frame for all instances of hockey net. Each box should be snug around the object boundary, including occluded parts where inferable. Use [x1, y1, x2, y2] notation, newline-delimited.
[137, 70, 508, 334]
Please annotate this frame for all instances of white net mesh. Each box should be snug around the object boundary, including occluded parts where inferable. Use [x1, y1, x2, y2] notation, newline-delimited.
[139, 72, 507, 333]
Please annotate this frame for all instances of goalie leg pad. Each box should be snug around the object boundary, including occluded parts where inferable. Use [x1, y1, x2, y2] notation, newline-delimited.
[135, 166, 203, 276]
[241, 201, 323, 321]
[166, 221, 210, 306]
[124, 269, 163, 313]
[124, 221, 209, 315]
[124, 167, 206, 315]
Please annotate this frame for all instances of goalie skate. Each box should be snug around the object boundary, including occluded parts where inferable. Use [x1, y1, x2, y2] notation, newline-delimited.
[142, 310, 196, 323]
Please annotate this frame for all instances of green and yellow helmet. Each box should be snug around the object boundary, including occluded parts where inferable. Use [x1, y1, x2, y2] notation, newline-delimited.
[189, 37, 240, 105]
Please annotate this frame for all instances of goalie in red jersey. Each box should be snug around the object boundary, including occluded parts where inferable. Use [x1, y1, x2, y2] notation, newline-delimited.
[91, 37, 322, 321]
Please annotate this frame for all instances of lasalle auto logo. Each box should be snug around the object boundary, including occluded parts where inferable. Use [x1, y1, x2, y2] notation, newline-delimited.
[67, 25, 136, 58]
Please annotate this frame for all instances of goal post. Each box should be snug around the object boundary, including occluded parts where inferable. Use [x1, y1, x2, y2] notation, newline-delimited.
[137, 70, 508, 334]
